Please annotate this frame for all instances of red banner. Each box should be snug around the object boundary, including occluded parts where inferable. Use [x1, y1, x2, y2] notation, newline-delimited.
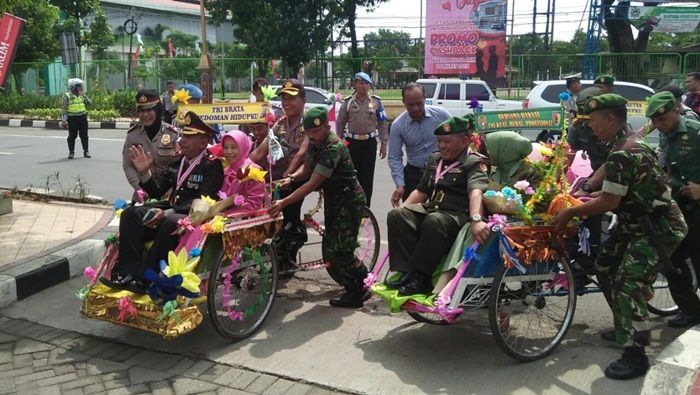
[0, 13, 25, 87]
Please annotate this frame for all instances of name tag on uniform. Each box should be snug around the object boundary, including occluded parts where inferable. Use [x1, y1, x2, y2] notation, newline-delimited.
[190, 174, 203, 183]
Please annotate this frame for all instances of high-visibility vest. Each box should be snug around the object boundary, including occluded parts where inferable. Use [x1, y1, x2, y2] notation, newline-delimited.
[66, 93, 86, 115]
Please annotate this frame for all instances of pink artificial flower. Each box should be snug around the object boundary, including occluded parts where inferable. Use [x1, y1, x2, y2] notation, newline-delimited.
[525, 187, 535, 195]
[135, 189, 147, 203]
[233, 194, 245, 206]
[83, 266, 98, 282]
[117, 296, 138, 322]
[217, 191, 228, 200]
[177, 217, 194, 232]
[513, 180, 530, 191]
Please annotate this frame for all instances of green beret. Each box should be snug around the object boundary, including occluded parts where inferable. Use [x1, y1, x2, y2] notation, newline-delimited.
[435, 116, 470, 136]
[576, 86, 603, 108]
[645, 91, 677, 118]
[594, 74, 615, 87]
[582, 93, 628, 115]
[302, 106, 328, 129]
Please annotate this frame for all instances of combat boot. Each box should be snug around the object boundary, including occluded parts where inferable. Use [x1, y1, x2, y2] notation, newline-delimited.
[604, 347, 649, 380]
[329, 288, 371, 308]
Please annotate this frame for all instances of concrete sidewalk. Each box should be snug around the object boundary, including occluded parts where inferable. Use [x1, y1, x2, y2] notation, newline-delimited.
[0, 196, 113, 308]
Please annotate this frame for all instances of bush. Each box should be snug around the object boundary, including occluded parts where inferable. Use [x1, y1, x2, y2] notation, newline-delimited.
[0, 93, 60, 114]
[23, 108, 119, 121]
[108, 90, 136, 117]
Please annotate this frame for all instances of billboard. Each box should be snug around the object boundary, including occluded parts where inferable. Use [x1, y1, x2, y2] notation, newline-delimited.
[629, 6, 700, 33]
[0, 13, 25, 87]
[424, 0, 507, 86]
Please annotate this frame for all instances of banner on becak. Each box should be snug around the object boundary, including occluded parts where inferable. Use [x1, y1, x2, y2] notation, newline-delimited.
[424, 0, 507, 86]
[629, 6, 700, 33]
[474, 107, 564, 133]
[0, 13, 25, 87]
[176, 102, 266, 125]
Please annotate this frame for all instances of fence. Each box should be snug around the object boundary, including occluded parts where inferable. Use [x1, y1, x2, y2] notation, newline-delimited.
[5, 52, 700, 100]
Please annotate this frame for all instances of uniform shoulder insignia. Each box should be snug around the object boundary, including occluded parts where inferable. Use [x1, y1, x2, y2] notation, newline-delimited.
[126, 124, 140, 133]
[371, 94, 382, 100]
[470, 151, 488, 160]
[343, 95, 353, 101]
[686, 118, 700, 130]
[164, 123, 178, 132]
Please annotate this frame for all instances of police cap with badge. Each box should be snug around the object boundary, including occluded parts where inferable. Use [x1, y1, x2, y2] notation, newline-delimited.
[181, 110, 217, 137]
[434, 115, 473, 135]
[135, 89, 160, 110]
[302, 106, 328, 130]
[581, 93, 628, 115]
[277, 79, 306, 97]
[645, 91, 677, 118]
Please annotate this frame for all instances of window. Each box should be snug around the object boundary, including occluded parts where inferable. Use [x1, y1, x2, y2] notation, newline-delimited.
[439, 83, 461, 100]
[305, 90, 329, 105]
[419, 82, 437, 99]
[540, 83, 593, 104]
[613, 85, 653, 101]
[465, 84, 491, 101]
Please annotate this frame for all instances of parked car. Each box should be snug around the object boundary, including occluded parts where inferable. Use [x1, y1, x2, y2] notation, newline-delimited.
[523, 80, 655, 131]
[268, 85, 340, 119]
[416, 78, 522, 117]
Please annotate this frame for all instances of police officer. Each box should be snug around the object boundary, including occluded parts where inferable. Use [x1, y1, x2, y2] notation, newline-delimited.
[61, 78, 92, 159]
[385, 115, 490, 295]
[562, 72, 582, 125]
[269, 107, 370, 308]
[647, 91, 700, 328]
[554, 93, 687, 380]
[335, 72, 389, 206]
[161, 81, 178, 124]
[101, 111, 224, 294]
[123, 90, 179, 198]
[593, 74, 615, 94]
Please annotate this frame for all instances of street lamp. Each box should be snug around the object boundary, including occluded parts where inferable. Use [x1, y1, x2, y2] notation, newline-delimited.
[197, 0, 215, 103]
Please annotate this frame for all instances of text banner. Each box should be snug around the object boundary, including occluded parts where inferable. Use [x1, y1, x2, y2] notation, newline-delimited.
[475, 107, 564, 132]
[0, 13, 25, 87]
[176, 102, 266, 125]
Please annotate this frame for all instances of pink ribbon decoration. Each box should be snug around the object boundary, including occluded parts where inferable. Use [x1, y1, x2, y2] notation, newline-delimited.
[117, 296, 138, 322]
[177, 217, 195, 232]
[363, 272, 378, 289]
[135, 189, 147, 203]
[222, 254, 240, 316]
[83, 266, 98, 283]
[228, 311, 244, 321]
[489, 214, 508, 227]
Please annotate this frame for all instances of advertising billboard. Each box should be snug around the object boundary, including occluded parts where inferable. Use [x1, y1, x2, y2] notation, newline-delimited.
[0, 13, 25, 87]
[424, 0, 507, 86]
[629, 6, 700, 33]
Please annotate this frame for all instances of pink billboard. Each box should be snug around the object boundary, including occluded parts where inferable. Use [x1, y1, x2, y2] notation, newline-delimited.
[424, 0, 507, 86]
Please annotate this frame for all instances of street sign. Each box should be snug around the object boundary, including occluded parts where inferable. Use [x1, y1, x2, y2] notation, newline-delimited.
[59, 32, 79, 65]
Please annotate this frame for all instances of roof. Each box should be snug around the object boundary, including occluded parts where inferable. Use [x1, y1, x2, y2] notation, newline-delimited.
[101, 0, 205, 17]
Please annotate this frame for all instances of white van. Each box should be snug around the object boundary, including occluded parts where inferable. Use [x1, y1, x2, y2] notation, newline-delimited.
[416, 78, 522, 117]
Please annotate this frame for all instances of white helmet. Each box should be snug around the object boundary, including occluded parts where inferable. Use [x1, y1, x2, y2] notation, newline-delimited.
[68, 78, 84, 89]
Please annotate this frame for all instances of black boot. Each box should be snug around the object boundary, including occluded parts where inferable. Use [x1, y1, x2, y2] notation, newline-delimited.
[604, 347, 649, 380]
[384, 272, 413, 289]
[398, 272, 433, 296]
[84, 151, 91, 158]
[329, 288, 371, 308]
[600, 329, 617, 343]
[667, 312, 700, 328]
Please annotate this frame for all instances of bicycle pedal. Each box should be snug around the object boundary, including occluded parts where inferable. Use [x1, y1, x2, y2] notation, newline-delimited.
[297, 259, 330, 271]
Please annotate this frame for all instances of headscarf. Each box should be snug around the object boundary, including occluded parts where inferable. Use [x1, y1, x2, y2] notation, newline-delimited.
[485, 131, 533, 185]
[221, 130, 253, 172]
[144, 102, 163, 141]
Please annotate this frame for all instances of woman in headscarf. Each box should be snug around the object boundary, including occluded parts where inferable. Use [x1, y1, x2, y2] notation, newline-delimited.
[433, 131, 542, 292]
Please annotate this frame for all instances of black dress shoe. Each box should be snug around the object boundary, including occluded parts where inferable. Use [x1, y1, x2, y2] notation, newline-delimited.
[398, 272, 433, 296]
[68, 152, 75, 159]
[667, 312, 700, 328]
[329, 289, 371, 308]
[600, 329, 617, 343]
[384, 272, 412, 289]
[604, 347, 649, 380]
[83, 151, 91, 158]
[100, 274, 146, 294]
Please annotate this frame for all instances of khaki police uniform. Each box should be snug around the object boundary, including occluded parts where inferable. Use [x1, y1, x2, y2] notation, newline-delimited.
[122, 122, 179, 191]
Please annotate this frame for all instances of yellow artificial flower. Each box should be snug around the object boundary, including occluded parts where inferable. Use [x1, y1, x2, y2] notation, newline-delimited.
[200, 195, 216, 207]
[210, 215, 226, 233]
[163, 249, 201, 294]
[538, 146, 554, 156]
[115, 209, 123, 219]
[172, 89, 191, 105]
[243, 167, 268, 183]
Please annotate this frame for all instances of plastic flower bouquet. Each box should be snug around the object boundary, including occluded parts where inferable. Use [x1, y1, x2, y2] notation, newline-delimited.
[483, 186, 525, 215]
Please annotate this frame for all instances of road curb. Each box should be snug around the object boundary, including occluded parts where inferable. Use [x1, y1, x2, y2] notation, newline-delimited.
[641, 325, 700, 395]
[0, 118, 135, 130]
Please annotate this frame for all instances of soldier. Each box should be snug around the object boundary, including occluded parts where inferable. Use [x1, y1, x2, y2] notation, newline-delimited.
[385, 116, 490, 295]
[594, 74, 615, 94]
[101, 111, 224, 294]
[61, 78, 92, 159]
[161, 81, 178, 124]
[269, 107, 370, 308]
[647, 91, 700, 328]
[123, 90, 179, 199]
[554, 93, 687, 380]
[335, 72, 389, 206]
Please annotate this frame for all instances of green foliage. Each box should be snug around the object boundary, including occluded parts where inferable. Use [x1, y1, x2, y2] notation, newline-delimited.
[108, 90, 137, 117]
[363, 29, 413, 74]
[0, 94, 60, 114]
[22, 108, 119, 121]
[85, 10, 116, 57]
[0, 0, 61, 66]
[159, 58, 201, 84]
[166, 31, 199, 57]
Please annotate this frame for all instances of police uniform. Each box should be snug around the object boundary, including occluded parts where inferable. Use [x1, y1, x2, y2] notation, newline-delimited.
[106, 111, 224, 291]
[581, 94, 687, 378]
[303, 107, 369, 304]
[563, 73, 581, 124]
[386, 116, 489, 294]
[161, 89, 178, 124]
[335, 72, 389, 206]
[649, 92, 700, 319]
[123, 90, 179, 193]
[61, 79, 92, 158]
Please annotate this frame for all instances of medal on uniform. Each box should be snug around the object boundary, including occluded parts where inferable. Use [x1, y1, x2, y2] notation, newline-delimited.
[161, 134, 171, 145]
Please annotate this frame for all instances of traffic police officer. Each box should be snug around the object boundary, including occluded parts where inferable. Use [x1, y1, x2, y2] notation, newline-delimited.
[554, 93, 687, 380]
[385, 115, 490, 296]
[101, 111, 224, 294]
[269, 107, 370, 308]
[123, 89, 179, 198]
[61, 78, 92, 159]
[335, 72, 389, 206]
[648, 91, 700, 328]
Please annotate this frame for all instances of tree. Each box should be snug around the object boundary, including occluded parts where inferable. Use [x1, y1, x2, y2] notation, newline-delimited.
[50, 0, 99, 49]
[205, 0, 339, 77]
[142, 23, 171, 52]
[336, 0, 389, 60]
[85, 10, 116, 58]
[0, 0, 61, 93]
[363, 29, 412, 80]
[165, 31, 199, 57]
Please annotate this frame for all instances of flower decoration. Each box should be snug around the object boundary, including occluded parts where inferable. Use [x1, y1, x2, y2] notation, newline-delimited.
[83, 266, 98, 283]
[115, 209, 123, 219]
[113, 198, 128, 210]
[190, 247, 202, 257]
[513, 180, 535, 196]
[200, 195, 216, 207]
[117, 296, 138, 322]
[217, 191, 228, 200]
[233, 194, 245, 206]
[260, 85, 277, 103]
[162, 249, 201, 294]
[176, 217, 194, 232]
[209, 215, 226, 233]
[156, 300, 181, 323]
[135, 189, 147, 204]
[242, 166, 267, 183]
[559, 91, 570, 101]
[172, 89, 191, 105]
[76, 286, 89, 301]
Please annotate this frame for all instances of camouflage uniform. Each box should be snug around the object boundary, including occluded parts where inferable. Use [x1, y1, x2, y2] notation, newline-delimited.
[306, 131, 368, 290]
[596, 129, 687, 347]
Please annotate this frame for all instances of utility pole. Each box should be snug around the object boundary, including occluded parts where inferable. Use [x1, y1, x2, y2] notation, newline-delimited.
[197, 0, 215, 103]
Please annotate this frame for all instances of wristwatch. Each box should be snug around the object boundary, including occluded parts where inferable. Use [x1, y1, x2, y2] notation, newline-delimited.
[581, 182, 593, 193]
[471, 214, 483, 222]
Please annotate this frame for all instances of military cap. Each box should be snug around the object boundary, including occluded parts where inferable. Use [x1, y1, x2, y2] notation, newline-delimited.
[135, 89, 160, 110]
[302, 107, 328, 129]
[562, 72, 582, 83]
[576, 86, 604, 108]
[181, 110, 217, 136]
[582, 93, 628, 114]
[277, 79, 305, 97]
[594, 74, 615, 87]
[645, 91, 677, 118]
[354, 72, 373, 85]
[434, 116, 471, 136]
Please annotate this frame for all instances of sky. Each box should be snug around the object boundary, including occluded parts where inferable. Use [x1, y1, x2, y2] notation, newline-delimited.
[346, 0, 589, 52]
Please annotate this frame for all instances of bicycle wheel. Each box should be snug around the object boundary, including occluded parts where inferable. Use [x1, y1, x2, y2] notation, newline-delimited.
[408, 311, 451, 325]
[648, 271, 679, 317]
[488, 257, 576, 362]
[207, 243, 278, 341]
[356, 206, 380, 272]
